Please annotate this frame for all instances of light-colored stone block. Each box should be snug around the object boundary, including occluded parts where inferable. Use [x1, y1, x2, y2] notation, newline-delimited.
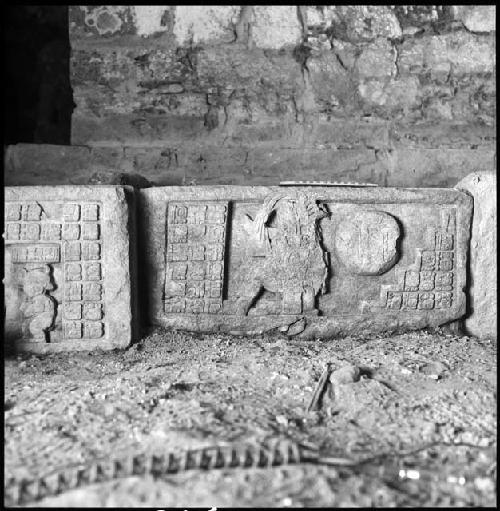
[252, 6, 302, 49]
[173, 6, 239, 45]
[140, 185, 472, 339]
[4, 186, 138, 353]
[455, 171, 497, 340]
[460, 5, 496, 33]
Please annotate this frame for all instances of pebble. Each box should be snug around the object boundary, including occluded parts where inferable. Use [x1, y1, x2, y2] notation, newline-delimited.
[329, 364, 361, 385]
[420, 361, 446, 379]
[276, 415, 288, 427]
[447, 475, 466, 485]
[474, 477, 495, 492]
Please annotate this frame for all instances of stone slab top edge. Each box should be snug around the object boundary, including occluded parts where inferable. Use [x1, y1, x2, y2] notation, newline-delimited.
[5, 185, 473, 209]
[5, 185, 135, 196]
[139, 185, 473, 206]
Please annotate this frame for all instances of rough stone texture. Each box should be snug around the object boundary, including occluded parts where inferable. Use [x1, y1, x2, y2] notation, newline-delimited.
[356, 38, 397, 79]
[86, 170, 153, 188]
[252, 6, 302, 49]
[70, 6, 137, 39]
[4, 186, 138, 353]
[4, 329, 497, 506]
[5, 140, 495, 190]
[455, 172, 497, 340]
[458, 5, 496, 33]
[64, 5, 496, 190]
[173, 6, 239, 45]
[324, 6, 402, 42]
[139, 185, 472, 339]
[134, 6, 172, 37]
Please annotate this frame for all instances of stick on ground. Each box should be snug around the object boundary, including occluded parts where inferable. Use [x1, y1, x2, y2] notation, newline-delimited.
[307, 363, 332, 412]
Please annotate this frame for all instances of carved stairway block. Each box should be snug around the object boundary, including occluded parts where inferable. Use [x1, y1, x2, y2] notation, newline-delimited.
[140, 186, 472, 339]
[4, 186, 137, 353]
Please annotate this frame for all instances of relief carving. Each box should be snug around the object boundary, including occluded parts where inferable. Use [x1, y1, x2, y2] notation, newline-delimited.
[235, 193, 328, 316]
[5, 200, 106, 344]
[164, 202, 228, 315]
[334, 211, 400, 276]
[20, 265, 57, 342]
[145, 186, 471, 338]
[379, 207, 457, 312]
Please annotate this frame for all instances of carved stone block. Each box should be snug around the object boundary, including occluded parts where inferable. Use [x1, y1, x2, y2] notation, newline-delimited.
[4, 186, 138, 353]
[140, 186, 472, 339]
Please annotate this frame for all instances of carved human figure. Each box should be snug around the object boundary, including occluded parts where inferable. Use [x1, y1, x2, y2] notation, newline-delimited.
[237, 193, 328, 316]
[20, 265, 56, 342]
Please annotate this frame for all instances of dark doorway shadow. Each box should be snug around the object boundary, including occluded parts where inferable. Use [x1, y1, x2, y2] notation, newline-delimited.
[3, 6, 74, 145]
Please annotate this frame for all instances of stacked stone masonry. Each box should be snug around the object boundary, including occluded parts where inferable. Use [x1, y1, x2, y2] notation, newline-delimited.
[6, 5, 494, 189]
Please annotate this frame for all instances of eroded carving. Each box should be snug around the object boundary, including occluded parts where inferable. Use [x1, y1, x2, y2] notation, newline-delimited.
[144, 186, 471, 338]
[20, 265, 57, 342]
[5, 200, 106, 344]
[334, 210, 400, 276]
[164, 201, 227, 315]
[380, 207, 457, 311]
[235, 193, 328, 316]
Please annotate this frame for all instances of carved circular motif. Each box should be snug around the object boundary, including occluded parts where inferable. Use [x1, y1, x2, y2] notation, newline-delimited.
[334, 211, 400, 275]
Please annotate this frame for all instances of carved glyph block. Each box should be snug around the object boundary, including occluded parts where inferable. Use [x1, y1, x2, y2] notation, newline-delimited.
[140, 186, 472, 339]
[4, 186, 137, 353]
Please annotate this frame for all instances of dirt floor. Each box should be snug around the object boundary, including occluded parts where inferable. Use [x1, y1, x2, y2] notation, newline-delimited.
[4, 327, 497, 507]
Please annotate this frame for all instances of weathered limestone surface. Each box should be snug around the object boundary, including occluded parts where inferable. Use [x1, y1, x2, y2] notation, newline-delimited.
[65, 5, 496, 189]
[4, 186, 138, 353]
[5, 142, 495, 189]
[455, 172, 497, 340]
[140, 185, 472, 339]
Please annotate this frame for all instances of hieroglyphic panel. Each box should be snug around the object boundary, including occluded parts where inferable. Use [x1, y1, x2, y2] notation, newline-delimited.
[4, 200, 105, 343]
[141, 186, 472, 339]
[5, 186, 136, 352]
[164, 201, 228, 315]
[380, 207, 458, 311]
[62, 203, 104, 340]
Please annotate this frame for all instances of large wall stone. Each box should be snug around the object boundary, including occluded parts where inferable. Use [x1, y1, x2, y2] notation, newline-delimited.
[252, 6, 302, 49]
[173, 6, 239, 45]
[5, 5, 496, 188]
[458, 5, 496, 33]
[455, 172, 497, 340]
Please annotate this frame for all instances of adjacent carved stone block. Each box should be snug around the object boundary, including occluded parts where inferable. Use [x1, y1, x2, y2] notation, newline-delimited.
[456, 171, 497, 340]
[140, 186, 472, 339]
[4, 186, 137, 353]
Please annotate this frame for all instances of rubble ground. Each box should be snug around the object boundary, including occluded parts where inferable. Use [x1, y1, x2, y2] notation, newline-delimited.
[4, 328, 497, 507]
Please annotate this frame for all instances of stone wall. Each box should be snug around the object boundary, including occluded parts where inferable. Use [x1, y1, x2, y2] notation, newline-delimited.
[64, 5, 496, 187]
[4, 5, 496, 187]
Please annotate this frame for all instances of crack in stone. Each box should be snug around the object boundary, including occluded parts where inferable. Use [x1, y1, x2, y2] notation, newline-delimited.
[392, 41, 401, 79]
[234, 5, 254, 48]
[297, 6, 308, 43]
